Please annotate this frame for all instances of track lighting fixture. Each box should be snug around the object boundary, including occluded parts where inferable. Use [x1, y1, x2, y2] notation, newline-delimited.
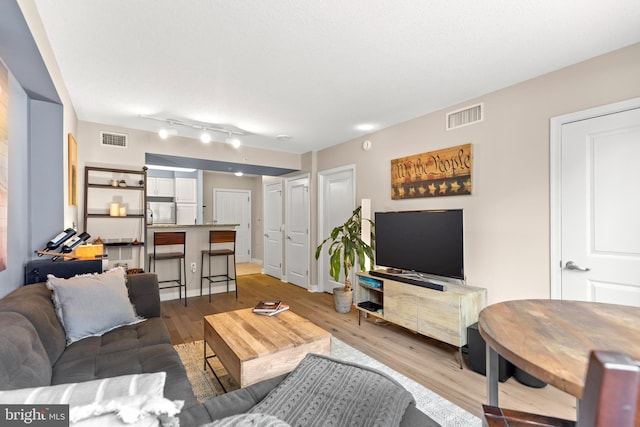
[140, 115, 248, 145]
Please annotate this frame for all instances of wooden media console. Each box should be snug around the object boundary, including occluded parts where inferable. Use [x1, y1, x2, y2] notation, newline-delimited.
[356, 272, 487, 368]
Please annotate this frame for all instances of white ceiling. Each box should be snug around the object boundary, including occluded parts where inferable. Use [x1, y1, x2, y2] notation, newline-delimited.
[33, 0, 640, 154]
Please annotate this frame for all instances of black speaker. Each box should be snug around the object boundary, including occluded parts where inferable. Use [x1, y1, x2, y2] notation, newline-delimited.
[466, 322, 514, 382]
[24, 259, 102, 285]
[514, 366, 547, 388]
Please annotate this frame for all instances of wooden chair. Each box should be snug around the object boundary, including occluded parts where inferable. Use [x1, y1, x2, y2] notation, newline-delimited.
[148, 231, 187, 306]
[200, 230, 237, 302]
[483, 350, 640, 427]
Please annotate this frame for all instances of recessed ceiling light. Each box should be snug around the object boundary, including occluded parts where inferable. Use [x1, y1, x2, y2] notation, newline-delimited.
[234, 172, 243, 177]
[276, 134, 292, 142]
[356, 123, 376, 131]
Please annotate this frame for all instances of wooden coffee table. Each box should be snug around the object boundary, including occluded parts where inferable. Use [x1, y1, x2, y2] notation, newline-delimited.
[204, 308, 331, 388]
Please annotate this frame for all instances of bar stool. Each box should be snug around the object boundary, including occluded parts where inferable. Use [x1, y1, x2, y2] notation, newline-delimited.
[201, 230, 237, 302]
[149, 231, 187, 306]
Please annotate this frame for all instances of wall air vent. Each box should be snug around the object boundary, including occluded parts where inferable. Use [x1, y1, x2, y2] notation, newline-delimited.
[100, 131, 128, 148]
[446, 103, 484, 131]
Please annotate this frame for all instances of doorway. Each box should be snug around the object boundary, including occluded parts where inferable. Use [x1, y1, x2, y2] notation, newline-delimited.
[550, 98, 640, 305]
[285, 175, 310, 288]
[213, 189, 251, 263]
[317, 165, 355, 293]
[263, 181, 283, 279]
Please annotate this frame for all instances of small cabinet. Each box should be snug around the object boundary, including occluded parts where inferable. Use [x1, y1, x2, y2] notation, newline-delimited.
[147, 177, 174, 197]
[175, 177, 197, 203]
[176, 203, 198, 225]
[384, 280, 418, 330]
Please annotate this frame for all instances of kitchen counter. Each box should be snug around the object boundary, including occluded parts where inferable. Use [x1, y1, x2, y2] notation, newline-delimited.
[147, 223, 239, 229]
[146, 223, 240, 302]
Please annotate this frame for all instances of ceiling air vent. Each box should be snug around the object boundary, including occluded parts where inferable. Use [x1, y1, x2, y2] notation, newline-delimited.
[446, 103, 484, 131]
[100, 131, 128, 148]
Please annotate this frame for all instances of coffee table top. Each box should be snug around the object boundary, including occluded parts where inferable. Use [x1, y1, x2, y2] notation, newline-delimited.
[478, 299, 640, 398]
[204, 308, 331, 362]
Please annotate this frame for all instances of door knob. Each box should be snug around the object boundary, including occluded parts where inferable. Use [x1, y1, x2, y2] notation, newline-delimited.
[565, 261, 591, 272]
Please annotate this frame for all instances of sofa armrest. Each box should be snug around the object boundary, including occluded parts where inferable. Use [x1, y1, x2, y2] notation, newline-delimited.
[179, 374, 288, 426]
[126, 273, 161, 318]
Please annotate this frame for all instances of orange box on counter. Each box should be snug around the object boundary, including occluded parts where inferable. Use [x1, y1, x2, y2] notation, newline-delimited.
[73, 244, 104, 260]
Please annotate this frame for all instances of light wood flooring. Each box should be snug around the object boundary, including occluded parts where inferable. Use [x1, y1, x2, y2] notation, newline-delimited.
[161, 273, 576, 421]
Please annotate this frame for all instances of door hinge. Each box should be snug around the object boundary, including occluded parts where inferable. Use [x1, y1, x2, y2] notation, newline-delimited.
[247, 249, 250, 255]
[247, 223, 250, 229]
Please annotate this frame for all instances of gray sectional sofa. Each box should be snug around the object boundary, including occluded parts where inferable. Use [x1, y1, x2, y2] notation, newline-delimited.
[0, 273, 195, 404]
[0, 271, 437, 426]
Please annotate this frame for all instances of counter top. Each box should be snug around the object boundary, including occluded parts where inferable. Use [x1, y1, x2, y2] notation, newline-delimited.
[148, 223, 239, 229]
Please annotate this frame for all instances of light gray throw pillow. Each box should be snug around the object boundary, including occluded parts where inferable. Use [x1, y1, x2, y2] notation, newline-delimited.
[46, 267, 144, 345]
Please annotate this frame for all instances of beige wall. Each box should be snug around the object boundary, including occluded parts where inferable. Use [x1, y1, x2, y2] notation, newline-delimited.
[77, 121, 300, 173]
[316, 43, 640, 304]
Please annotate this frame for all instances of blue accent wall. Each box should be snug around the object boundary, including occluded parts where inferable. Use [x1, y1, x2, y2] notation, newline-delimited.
[0, 1, 64, 296]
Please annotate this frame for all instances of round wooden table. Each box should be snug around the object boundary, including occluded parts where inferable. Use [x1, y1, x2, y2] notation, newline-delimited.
[478, 299, 640, 406]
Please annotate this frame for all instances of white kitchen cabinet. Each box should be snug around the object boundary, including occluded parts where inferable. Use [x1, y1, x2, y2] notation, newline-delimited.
[176, 203, 198, 225]
[147, 177, 174, 197]
[175, 177, 197, 203]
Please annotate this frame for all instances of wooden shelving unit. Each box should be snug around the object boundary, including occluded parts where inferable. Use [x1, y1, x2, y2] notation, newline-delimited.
[83, 166, 148, 269]
[355, 274, 384, 321]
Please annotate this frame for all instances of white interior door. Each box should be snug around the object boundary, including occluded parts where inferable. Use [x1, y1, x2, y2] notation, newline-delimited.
[317, 166, 355, 293]
[557, 105, 640, 305]
[263, 181, 283, 278]
[213, 189, 251, 263]
[285, 175, 309, 288]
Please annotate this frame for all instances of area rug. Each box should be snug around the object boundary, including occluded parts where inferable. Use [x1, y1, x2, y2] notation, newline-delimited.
[174, 337, 481, 427]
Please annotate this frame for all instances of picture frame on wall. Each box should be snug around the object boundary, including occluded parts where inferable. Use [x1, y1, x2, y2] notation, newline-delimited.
[68, 133, 78, 206]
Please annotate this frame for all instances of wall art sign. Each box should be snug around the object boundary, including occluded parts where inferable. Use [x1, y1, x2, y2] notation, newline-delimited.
[391, 143, 472, 200]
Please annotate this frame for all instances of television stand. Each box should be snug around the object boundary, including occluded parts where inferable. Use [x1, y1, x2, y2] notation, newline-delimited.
[356, 271, 487, 368]
[369, 270, 446, 291]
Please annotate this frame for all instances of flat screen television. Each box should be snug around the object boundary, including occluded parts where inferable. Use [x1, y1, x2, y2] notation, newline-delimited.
[374, 209, 464, 280]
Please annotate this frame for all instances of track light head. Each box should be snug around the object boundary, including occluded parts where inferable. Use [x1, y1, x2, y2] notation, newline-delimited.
[158, 126, 177, 139]
[200, 130, 212, 143]
[225, 132, 241, 148]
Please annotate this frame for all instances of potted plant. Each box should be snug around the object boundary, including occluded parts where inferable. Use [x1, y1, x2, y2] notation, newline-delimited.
[315, 206, 375, 313]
